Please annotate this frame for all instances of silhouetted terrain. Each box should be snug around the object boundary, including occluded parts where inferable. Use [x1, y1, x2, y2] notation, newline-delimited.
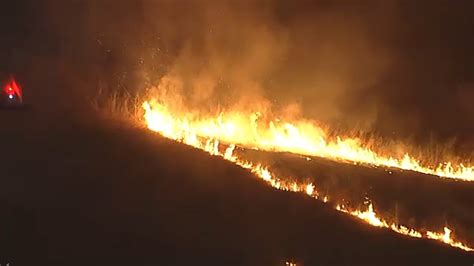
[0, 1, 473, 265]
[0, 112, 472, 265]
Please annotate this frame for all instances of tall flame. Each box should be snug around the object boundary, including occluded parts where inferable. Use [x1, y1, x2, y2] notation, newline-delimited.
[142, 100, 472, 181]
[141, 100, 473, 252]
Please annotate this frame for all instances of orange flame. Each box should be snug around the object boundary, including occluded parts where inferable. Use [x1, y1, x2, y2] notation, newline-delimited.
[141, 100, 473, 252]
[142, 100, 472, 181]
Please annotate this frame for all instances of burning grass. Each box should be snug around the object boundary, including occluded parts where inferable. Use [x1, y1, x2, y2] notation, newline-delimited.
[141, 108, 474, 251]
[97, 82, 473, 252]
[141, 97, 473, 181]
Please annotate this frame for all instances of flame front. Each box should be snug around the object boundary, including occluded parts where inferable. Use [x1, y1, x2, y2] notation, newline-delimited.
[142, 100, 472, 181]
[141, 100, 473, 252]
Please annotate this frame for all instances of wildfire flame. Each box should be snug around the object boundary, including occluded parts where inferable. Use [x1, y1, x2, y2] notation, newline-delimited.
[142, 100, 472, 181]
[141, 100, 473, 252]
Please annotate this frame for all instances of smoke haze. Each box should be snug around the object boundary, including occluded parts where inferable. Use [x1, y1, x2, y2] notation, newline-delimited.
[3, 0, 473, 148]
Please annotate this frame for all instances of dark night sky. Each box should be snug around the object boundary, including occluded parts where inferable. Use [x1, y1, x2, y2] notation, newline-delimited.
[1, 0, 473, 149]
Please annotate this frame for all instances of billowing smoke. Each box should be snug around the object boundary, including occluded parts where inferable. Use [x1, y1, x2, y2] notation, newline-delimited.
[121, 1, 397, 128]
[6, 0, 473, 150]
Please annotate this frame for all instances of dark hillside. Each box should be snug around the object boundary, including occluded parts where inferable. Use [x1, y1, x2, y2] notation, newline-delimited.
[0, 113, 471, 265]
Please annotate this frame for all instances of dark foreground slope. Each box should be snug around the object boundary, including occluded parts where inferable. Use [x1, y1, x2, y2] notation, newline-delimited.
[0, 111, 472, 266]
[238, 148, 474, 245]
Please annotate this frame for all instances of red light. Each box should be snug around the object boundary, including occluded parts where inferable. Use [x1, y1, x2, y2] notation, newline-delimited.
[5, 86, 14, 95]
[3, 78, 22, 102]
